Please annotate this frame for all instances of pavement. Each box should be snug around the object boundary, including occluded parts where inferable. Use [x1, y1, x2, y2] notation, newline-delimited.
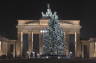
[0, 58, 96, 63]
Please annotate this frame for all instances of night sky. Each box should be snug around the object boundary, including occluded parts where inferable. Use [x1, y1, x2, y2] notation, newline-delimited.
[0, 0, 96, 40]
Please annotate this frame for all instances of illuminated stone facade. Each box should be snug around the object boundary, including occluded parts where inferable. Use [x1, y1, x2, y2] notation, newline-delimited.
[0, 36, 16, 57]
[81, 38, 96, 58]
[16, 19, 81, 57]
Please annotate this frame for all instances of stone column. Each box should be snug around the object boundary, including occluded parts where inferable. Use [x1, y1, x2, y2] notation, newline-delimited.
[16, 32, 22, 56]
[13, 41, 16, 58]
[16, 32, 23, 56]
[5, 42, 8, 56]
[75, 32, 77, 56]
[94, 42, 96, 56]
[0, 41, 1, 56]
[32, 32, 33, 52]
[21, 32, 23, 56]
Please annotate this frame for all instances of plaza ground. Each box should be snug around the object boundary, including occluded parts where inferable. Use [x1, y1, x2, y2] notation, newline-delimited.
[0, 58, 96, 63]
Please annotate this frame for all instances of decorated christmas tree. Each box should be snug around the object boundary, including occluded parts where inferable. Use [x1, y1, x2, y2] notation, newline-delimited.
[42, 4, 64, 55]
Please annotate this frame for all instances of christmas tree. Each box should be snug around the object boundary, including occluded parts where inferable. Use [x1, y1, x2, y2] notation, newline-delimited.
[41, 4, 64, 55]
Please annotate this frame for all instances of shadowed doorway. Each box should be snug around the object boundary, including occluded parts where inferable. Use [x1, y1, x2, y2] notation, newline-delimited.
[83, 45, 89, 59]
[33, 34, 39, 54]
[68, 34, 75, 57]
[22, 34, 29, 56]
